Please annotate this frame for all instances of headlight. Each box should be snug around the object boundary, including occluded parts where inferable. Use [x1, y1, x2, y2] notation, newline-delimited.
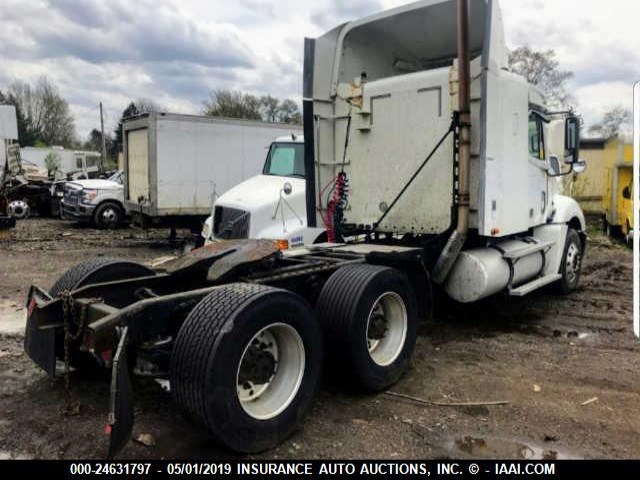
[81, 189, 98, 204]
[56, 191, 64, 197]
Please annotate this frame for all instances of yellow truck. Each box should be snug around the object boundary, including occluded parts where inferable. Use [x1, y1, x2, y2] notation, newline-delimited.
[602, 138, 634, 244]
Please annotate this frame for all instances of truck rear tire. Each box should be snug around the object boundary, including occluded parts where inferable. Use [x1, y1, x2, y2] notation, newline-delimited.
[170, 284, 322, 453]
[93, 202, 124, 229]
[553, 228, 582, 294]
[50, 257, 154, 370]
[316, 264, 418, 392]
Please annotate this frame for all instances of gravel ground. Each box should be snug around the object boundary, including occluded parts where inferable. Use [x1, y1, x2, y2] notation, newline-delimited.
[0, 217, 637, 459]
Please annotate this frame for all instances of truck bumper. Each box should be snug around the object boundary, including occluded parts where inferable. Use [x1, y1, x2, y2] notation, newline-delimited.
[61, 200, 95, 222]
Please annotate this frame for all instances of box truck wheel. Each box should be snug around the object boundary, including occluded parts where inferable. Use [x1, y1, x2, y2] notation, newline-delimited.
[93, 201, 124, 229]
[50, 257, 154, 371]
[554, 229, 582, 294]
[170, 284, 322, 453]
[316, 264, 418, 392]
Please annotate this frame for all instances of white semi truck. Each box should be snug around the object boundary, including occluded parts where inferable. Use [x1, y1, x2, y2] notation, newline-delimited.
[24, 0, 587, 457]
[201, 135, 325, 248]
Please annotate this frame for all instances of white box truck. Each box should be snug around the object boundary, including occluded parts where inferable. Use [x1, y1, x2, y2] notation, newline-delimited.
[20, 146, 101, 179]
[123, 112, 301, 230]
[25, 0, 588, 457]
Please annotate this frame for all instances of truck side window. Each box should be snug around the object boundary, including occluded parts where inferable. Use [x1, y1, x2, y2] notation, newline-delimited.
[528, 114, 544, 159]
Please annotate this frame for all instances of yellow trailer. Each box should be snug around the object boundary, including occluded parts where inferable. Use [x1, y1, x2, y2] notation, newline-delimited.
[602, 139, 634, 243]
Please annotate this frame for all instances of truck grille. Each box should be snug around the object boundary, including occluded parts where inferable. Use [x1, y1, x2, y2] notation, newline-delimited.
[213, 206, 250, 239]
[63, 185, 80, 205]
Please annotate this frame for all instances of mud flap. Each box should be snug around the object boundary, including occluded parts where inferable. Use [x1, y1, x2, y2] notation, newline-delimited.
[23, 286, 56, 377]
[106, 327, 134, 459]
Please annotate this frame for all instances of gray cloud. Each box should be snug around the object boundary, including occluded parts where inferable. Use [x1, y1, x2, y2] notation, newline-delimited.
[11, 0, 254, 69]
[2, 0, 638, 139]
[310, 0, 382, 30]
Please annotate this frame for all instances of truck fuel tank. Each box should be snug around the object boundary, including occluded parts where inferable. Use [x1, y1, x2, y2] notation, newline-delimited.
[444, 239, 549, 303]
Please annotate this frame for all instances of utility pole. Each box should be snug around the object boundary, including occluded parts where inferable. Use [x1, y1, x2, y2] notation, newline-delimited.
[100, 102, 107, 170]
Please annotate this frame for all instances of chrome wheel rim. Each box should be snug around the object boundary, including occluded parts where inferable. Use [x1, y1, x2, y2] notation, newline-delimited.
[236, 323, 305, 420]
[366, 292, 407, 366]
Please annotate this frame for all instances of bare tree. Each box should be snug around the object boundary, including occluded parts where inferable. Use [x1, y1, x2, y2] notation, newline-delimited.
[588, 106, 631, 139]
[7, 77, 76, 147]
[508, 47, 574, 110]
[203, 90, 262, 120]
[260, 95, 280, 122]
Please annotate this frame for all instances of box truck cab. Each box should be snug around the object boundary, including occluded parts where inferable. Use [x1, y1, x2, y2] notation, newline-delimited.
[201, 135, 325, 248]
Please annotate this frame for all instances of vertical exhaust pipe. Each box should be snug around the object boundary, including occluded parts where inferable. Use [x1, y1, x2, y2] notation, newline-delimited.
[432, 0, 471, 284]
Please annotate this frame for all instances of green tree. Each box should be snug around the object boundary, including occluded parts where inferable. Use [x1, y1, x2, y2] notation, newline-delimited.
[203, 89, 262, 120]
[85, 128, 113, 155]
[0, 89, 39, 146]
[44, 151, 61, 176]
[113, 102, 139, 154]
[508, 47, 574, 110]
[588, 106, 631, 139]
[112, 99, 160, 154]
[278, 99, 301, 124]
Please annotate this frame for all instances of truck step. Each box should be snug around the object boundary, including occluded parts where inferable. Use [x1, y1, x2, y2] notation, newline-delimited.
[508, 273, 561, 296]
[501, 240, 555, 260]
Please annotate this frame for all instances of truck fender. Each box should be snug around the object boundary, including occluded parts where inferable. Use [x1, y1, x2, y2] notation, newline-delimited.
[550, 194, 586, 249]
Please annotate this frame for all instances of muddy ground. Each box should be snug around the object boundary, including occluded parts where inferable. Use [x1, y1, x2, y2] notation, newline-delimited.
[0, 217, 638, 460]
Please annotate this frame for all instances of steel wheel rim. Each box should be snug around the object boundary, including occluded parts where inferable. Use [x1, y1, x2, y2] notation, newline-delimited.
[101, 207, 118, 225]
[366, 292, 407, 366]
[236, 322, 305, 420]
[565, 242, 581, 284]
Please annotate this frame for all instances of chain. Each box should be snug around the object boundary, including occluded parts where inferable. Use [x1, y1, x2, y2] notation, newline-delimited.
[60, 291, 97, 414]
[60, 290, 74, 393]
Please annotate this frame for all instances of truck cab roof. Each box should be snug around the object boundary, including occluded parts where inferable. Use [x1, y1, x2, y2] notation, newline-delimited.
[275, 135, 304, 143]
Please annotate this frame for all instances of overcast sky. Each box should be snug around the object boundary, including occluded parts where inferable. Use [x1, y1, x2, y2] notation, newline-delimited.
[0, 0, 638, 140]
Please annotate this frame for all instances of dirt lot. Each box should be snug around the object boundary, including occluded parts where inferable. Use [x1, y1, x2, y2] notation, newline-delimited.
[0, 217, 638, 460]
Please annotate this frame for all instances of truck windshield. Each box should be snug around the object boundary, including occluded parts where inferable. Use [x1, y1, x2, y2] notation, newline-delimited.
[108, 170, 124, 184]
[262, 143, 305, 178]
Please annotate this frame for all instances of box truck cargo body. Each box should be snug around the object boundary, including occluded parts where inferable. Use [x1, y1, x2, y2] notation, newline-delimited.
[123, 112, 301, 228]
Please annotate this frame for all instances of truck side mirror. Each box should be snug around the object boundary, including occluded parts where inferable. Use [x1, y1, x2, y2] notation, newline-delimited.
[564, 116, 580, 164]
[572, 160, 587, 174]
[623, 185, 631, 199]
[548, 155, 561, 175]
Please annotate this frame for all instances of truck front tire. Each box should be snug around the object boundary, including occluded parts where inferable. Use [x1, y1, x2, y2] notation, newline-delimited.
[171, 284, 322, 453]
[554, 228, 582, 294]
[316, 264, 418, 392]
[93, 201, 124, 229]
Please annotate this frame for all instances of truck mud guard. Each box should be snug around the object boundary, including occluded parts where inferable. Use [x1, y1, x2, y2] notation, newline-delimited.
[106, 327, 134, 459]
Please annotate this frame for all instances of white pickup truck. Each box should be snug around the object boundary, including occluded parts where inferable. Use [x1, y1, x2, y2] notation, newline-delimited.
[60, 170, 127, 229]
[201, 136, 325, 248]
